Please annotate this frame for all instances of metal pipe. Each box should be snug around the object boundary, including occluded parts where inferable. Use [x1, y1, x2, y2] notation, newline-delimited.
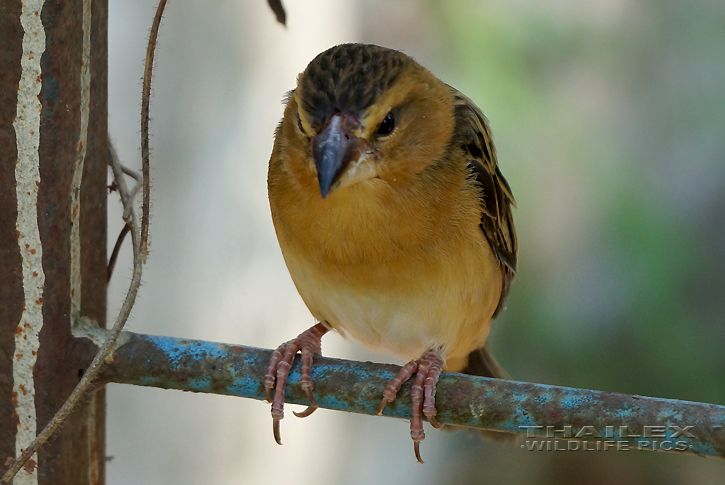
[93, 328, 725, 458]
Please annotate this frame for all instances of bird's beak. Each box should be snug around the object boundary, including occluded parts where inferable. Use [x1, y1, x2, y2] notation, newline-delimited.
[311, 114, 378, 199]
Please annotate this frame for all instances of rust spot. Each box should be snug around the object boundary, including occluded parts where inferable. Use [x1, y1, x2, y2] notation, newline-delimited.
[11, 391, 18, 408]
[35, 297, 42, 305]
[72, 206, 78, 217]
[23, 458, 37, 474]
[19, 384, 27, 396]
[545, 405, 564, 421]
[35, 180, 39, 186]
[32, 271, 38, 277]
[15, 230, 20, 238]
[14, 326, 23, 335]
[31, 351, 37, 356]
[35, 75, 40, 83]
[16, 353, 23, 360]
[24, 322, 31, 329]
[29, 248, 36, 255]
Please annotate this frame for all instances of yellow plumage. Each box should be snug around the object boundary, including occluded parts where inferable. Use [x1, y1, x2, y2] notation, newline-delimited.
[269, 125, 502, 369]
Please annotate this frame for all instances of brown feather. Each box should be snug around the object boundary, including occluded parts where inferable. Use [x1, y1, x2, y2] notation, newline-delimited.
[450, 89, 518, 317]
[461, 344, 510, 379]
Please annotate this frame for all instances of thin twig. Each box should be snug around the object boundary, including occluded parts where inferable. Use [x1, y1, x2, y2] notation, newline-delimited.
[118, 152, 142, 220]
[121, 164, 141, 180]
[141, 0, 167, 262]
[108, 141, 134, 211]
[107, 224, 130, 281]
[1, 1, 168, 481]
[122, 182, 141, 220]
[111, 149, 141, 219]
[107, 141, 143, 281]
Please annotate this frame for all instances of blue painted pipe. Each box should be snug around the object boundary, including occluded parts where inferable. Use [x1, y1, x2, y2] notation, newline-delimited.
[95, 330, 725, 458]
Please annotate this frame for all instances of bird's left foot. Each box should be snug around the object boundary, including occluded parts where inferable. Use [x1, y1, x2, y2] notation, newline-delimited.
[377, 349, 445, 463]
[264, 323, 329, 445]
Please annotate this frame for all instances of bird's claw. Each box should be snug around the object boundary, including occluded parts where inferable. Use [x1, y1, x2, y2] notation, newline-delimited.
[273, 417, 282, 445]
[293, 405, 317, 418]
[294, 380, 320, 417]
[414, 441, 424, 464]
[263, 323, 328, 445]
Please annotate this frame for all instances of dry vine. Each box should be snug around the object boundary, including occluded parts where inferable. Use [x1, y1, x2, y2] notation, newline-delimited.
[2, 0, 288, 481]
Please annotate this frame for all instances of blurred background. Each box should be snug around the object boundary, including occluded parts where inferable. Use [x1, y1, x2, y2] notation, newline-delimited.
[106, 0, 725, 483]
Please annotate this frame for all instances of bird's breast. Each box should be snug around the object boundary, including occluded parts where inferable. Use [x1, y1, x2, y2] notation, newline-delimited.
[270, 172, 502, 364]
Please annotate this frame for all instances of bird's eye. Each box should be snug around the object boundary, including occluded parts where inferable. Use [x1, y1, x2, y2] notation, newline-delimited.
[297, 113, 306, 135]
[376, 111, 396, 137]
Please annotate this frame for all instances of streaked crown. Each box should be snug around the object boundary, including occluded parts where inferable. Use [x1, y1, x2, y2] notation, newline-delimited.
[298, 44, 408, 130]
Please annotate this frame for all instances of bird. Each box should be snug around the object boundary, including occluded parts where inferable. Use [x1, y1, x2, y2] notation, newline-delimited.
[264, 43, 517, 463]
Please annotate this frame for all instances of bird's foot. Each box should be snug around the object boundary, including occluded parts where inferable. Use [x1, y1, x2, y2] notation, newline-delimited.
[264, 322, 329, 445]
[377, 349, 445, 463]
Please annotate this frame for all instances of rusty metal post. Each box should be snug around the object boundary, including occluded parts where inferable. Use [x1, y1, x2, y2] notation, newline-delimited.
[1, 1, 107, 484]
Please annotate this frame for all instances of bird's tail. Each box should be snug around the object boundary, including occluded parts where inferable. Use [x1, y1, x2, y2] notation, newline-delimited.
[453, 344, 521, 444]
[461, 344, 510, 379]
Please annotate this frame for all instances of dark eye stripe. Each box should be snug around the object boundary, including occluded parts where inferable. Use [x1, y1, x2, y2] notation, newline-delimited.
[297, 113, 306, 135]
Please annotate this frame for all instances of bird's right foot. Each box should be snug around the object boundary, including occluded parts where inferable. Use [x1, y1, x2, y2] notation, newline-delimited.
[264, 323, 329, 445]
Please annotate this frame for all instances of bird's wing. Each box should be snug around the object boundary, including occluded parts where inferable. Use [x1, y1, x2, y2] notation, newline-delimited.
[450, 88, 518, 315]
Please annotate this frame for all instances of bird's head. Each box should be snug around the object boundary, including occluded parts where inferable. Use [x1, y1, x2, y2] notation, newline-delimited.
[280, 44, 455, 199]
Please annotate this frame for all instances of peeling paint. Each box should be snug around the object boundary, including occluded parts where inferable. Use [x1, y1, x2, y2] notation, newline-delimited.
[12, 1, 47, 484]
[73, 317, 131, 359]
[76, 5, 98, 482]
[70, 0, 92, 328]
